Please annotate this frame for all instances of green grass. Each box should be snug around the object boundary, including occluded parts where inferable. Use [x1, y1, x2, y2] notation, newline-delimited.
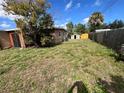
[0, 40, 124, 93]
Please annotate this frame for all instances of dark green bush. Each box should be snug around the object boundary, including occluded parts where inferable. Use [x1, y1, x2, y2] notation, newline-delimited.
[40, 34, 55, 47]
[24, 35, 34, 47]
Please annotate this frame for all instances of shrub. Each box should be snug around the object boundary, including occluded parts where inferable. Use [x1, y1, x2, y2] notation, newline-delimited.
[40, 34, 55, 47]
[24, 35, 34, 47]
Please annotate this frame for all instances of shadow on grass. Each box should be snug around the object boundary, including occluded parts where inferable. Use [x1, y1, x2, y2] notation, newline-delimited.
[26, 41, 64, 48]
[68, 81, 88, 93]
[109, 53, 124, 62]
[97, 75, 124, 93]
[109, 53, 120, 61]
[0, 66, 11, 75]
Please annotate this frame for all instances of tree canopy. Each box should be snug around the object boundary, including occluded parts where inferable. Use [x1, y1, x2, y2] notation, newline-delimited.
[108, 20, 124, 29]
[66, 22, 87, 36]
[74, 23, 86, 34]
[66, 22, 74, 38]
[88, 12, 104, 32]
[66, 22, 73, 32]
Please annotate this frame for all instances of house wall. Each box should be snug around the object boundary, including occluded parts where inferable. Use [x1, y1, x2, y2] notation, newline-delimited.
[52, 30, 63, 44]
[0, 31, 11, 49]
[51, 29, 67, 44]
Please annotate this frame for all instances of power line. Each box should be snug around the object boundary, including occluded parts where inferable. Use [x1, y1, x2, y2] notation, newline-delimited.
[93, 0, 119, 14]
[102, 0, 119, 13]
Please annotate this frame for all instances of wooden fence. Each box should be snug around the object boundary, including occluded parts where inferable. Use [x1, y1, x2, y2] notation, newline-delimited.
[89, 28, 124, 52]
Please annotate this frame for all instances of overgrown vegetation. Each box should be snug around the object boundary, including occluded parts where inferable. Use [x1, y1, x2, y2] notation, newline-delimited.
[3, 0, 54, 47]
[0, 40, 124, 93]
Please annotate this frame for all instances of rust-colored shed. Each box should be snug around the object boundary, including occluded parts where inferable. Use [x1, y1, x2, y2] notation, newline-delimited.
[0, 28, 25, 49]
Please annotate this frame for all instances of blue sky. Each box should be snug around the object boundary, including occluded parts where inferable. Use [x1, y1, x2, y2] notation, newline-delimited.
[0, 0, 124, 30]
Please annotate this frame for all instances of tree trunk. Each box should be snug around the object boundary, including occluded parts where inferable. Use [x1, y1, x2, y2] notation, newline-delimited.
[32, 34, 41, 47]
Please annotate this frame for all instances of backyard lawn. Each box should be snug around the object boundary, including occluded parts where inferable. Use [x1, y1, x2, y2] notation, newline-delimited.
[0, 40, 124, 93]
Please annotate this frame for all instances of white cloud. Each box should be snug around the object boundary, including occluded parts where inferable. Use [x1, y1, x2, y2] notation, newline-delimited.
[0, 0, 4, 4]
[82, 17, 89, 24]
[94, 0, 101, 6]
[65, 0, 73, 10]
[0, 0, 8, 18]
[54, 21, 67, 29]
[0, 0, 23, 20]
[76, 3, 81, 8]
[60, 22, 67, 29]
[0, 22, 10, 28]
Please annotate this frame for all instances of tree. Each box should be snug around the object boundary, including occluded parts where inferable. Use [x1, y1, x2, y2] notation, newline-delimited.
[88, 12, 104, 32]
[108, 20, 124, 29]
[74, 23, 86, 34]
[66, 22, 74, 38]
[3, 0, 54, 47]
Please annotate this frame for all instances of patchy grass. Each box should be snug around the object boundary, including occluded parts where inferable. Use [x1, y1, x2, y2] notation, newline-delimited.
[0, 40, 124, 93]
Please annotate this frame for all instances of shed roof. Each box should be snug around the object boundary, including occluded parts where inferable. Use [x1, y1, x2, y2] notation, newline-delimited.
[53, 28, 67, 32]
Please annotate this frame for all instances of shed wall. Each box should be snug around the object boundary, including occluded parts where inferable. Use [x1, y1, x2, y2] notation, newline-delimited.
[71, 35, 80, 39]
[0, 32, 11, 49]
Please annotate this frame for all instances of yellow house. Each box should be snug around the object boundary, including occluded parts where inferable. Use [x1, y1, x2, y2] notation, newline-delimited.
[80, 33, 89, 40]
